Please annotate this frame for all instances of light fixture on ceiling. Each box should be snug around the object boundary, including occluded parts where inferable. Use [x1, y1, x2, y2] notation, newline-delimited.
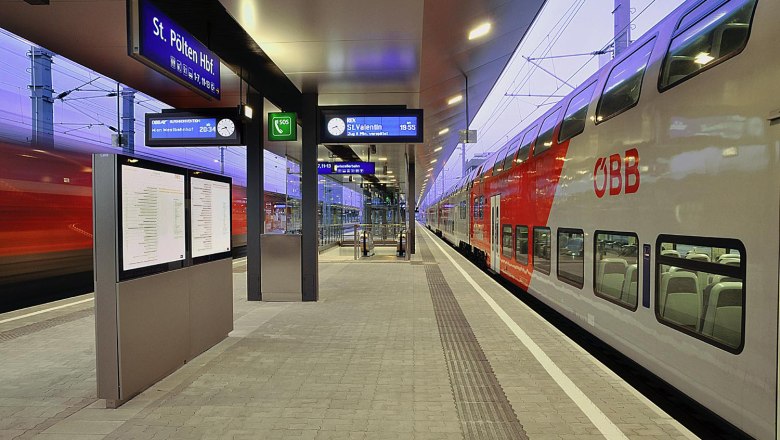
[427, 167, 433, 171]
[434, 146, 443, 152]
[468, 22, 492, 40]
[438, 128, 449, 136]
[387, 170, 393, 174]
[378, 157, 388, 161]
[448, 95, 463, 105]
[430, 159, 437, 163]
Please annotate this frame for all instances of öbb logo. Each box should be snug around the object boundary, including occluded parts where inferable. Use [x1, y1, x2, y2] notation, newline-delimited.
[593, 148, 640, 198]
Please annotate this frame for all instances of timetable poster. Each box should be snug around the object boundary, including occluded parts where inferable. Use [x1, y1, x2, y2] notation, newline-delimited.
[121, 165, 186, 271]
[190, 177, 231, 258]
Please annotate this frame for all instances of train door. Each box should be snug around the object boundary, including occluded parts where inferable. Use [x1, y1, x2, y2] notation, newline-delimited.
[490, 194, 501, 273]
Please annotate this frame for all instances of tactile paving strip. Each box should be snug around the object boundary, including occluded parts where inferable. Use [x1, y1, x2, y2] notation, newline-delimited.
[421, 247, 528, 440]
[0, 308, 93, 343]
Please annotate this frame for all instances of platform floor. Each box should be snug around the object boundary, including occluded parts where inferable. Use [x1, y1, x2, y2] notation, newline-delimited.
[0, 227, 697, 440]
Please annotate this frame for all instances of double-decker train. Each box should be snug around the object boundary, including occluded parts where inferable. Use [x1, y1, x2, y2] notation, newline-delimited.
[426, 0, 777, 437]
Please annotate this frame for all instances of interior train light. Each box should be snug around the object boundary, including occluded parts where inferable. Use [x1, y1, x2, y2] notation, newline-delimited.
[694, 52, 714, 65]
[468, 22, 492, 40]
[448, 94, 463, 105]
[438, 128, 449, 136]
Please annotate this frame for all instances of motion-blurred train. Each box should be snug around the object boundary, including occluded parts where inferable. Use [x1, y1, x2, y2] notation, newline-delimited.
[426, 0, 777, 437]
[0, 140, 249, 312]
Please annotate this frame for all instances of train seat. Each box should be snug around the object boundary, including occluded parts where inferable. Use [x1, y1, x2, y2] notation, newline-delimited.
[596, 258, 627, 299]
[717, 253, 740, 263]
[620, 264, 638, 305]
[701, 281, 743, 348]
[660, 271, 700, 328]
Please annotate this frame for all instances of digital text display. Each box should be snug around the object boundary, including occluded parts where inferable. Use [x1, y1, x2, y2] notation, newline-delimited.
[121, 165, 186, 271]
[318, 108, 423, 144]
[149, 117, 217, 140]
[190, 177, 231, 258]
[342, 116, 418, 137]
[317, 162, 376, 175]
[135, 0, 221, 99]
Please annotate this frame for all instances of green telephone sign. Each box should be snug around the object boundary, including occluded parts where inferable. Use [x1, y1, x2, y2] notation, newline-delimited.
[268, 112, 297, 141]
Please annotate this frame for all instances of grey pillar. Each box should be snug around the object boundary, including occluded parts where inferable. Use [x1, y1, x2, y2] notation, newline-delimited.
[121, 87, 135, 155]
[406, 144, 416, 254]
[29, 48, 54, 147]
[247, 91, 264, 301]
[301, 93, 318, 301]
[613, 0, 631, 57]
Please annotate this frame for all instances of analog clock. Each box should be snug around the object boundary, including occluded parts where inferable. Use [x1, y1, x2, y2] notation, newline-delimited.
[217, 118, 235, 137]
[327, 117, 346, 136]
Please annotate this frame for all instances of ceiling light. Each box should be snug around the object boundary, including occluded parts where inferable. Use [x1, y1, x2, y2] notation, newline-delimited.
[387, 170, 393, 174]
[448, 95, 463, 105]
[378, 157, 388, 161]
[438, 128, 449, 136]
[434, 146, 443, 152]
[317, 158, 324, 162]
[427, 167, 433, 171]
[468, 22, 492, 40]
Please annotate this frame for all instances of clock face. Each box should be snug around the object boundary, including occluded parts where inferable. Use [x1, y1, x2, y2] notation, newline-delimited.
[217, 118, 235, 137]
[327, 117, 346, 136]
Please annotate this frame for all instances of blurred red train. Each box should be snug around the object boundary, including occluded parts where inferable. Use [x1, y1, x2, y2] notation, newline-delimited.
[0, 140, 249, 312]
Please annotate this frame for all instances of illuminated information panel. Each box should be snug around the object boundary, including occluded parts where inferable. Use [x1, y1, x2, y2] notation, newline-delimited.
[145, 111, 243, 146]
[319, 108, 423, 144]
[190, 177, 231, 258]
[317, 162, 375, 175]
[121, 165, 186, 271]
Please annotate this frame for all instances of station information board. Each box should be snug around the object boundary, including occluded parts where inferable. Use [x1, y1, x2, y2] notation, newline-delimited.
[317, 162, 376, 175]
[318, 107, 423, 144]
[145, 111, 243, 146]
[120, 164, 186, 273]
[129, 0, 221, 100]
[190, 175, 232, 260]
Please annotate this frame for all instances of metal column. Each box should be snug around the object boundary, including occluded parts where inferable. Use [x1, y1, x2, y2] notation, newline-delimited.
[121, 87, 136, 155]
[613, 0, 631, 57]
[247, 91, 264, 301]
[28, 48, 54, 148]
[301, 93, 319, 301]
[406, 144, 416, 255]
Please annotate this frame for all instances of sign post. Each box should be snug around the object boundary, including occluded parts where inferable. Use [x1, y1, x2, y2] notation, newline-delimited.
[128, 0, 221, 100]
[268, 112, 298, 141]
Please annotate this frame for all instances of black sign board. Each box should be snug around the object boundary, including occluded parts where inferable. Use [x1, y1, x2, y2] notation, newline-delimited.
[319, 107, 424, 144]
[145, 109, 243, 147]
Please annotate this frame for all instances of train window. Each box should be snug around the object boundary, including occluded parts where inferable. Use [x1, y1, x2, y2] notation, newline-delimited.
[533, 227, 551, 275]
[515, 126, 539, 164]
[460, 201, 467, 220]
[473, 196, 479, 218]
[596, 38, 656, 123]
[594, 231, 639, 310]
[479, 196, 485, 220]
[659, 0, 757, 91]
[515, 225, 529, 265]
[502, 225, 513, 258]
[559, 82, 597, 142]
[493, 145, 511, 174]
[656, 235, 746, 353]
[557, 229, 584, 289]
[533, 109, 562, 156]
[502, 140, 522, 171]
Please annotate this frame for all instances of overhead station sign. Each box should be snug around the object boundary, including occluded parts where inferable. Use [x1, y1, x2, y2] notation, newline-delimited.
[129, 0, 221, 100]
[145, 110, 243, 146]
[319, 107, 424, 144]
[318, 162, 376, 175]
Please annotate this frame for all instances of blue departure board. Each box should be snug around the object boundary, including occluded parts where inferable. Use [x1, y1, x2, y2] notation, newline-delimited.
[318, 162, 376, 175]
[319, 108, 424, 144]
[149, 117, 217, 140]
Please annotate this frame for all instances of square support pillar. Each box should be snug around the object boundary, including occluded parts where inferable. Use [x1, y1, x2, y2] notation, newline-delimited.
[406, 144, 416, 255]
[246, 91, 264, 301]
[301, 93, 319, 301]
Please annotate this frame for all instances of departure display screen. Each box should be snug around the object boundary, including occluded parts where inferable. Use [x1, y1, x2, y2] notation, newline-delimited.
[120, 165, 186, 271]
[319, 107, 424, 144]
[317, 162, 376, 175]
[190, 176, 232, 258]
[149, 117, 217, 140]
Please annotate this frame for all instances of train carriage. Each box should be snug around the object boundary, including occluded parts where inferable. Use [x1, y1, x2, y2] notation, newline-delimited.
[427, 0, 778, 437]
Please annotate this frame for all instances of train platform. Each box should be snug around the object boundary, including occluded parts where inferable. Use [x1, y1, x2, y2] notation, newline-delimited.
[0, 227, 697, 440]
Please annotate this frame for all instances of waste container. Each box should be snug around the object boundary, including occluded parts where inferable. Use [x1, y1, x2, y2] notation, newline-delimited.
[260, 234, 302, 301]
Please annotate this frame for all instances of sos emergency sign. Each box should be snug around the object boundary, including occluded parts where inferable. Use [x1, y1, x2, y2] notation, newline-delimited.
[268, 112, 297, 141]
